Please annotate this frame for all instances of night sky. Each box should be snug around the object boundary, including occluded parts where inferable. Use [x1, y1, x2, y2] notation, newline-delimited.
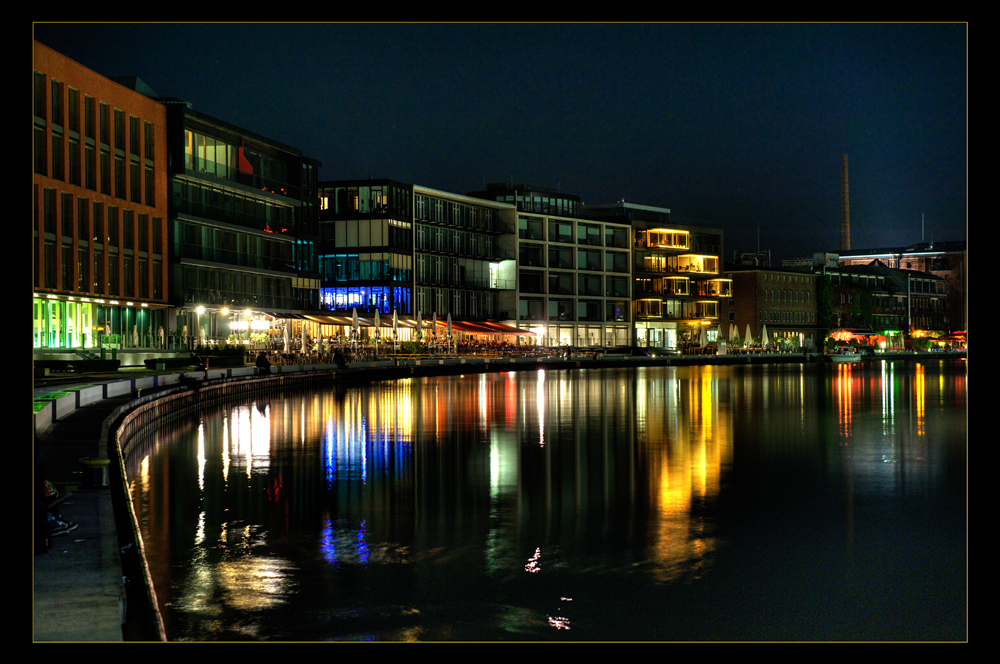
[33, 22, 967, 263]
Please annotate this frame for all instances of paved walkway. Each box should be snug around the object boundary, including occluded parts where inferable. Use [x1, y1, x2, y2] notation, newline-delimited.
[33, 371, 150, 642]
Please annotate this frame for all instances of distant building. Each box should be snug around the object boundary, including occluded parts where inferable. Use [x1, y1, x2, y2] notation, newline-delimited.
[785, 241, 965, 335]
[722, 266, 819, 350]
[834, 241, 966, 333]
[33, 40, 170, 351]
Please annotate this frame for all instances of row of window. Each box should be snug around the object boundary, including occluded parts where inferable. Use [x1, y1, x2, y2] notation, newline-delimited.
[765, 289, 811, 306]
[173, 179, 297, 232]
[34, 72, 157, 206]
[759, 310, 817, 324]
[635, 299, 719, 319]
[178, 264, 294, 310]
[415, 224, 497, 259]
[520, 271, 630, 298]
[40, 188, 163, 254]
[41, 239, 162, 300]
[518, 217, 630, 248]
[518, 245, 629, 272]
[184, 129, 295, 199]
[415, 286, 495, 320]
[415, 193, 502, 232]
[518, 298, 631, 323]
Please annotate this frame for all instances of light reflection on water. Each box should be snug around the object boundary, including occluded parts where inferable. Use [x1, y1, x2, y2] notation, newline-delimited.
[128, 360, 966, 641]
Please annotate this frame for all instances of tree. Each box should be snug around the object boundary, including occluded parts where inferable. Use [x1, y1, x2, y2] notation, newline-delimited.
[816, 276, 836, 336]
[850, 288, 874, 329]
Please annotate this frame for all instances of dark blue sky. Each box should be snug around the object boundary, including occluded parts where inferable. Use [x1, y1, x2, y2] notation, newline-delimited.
[33, 22, 967, 263]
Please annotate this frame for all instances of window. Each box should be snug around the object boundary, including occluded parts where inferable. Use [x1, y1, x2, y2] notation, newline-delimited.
[34, 71, 46, 119]
[84, 96, 95, 139]
[114, 109, 125, 151]
[51, 80, 62, 126]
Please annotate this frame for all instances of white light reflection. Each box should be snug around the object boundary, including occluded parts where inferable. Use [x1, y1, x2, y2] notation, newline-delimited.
[537, 370, 546, 447]
[525, 547, 542, 573]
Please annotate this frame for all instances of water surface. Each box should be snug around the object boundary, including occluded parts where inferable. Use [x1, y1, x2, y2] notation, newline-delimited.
[128, 360, 967, 641]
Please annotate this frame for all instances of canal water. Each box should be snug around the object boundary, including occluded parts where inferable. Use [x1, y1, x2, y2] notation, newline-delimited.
[127, 359, 967, 641]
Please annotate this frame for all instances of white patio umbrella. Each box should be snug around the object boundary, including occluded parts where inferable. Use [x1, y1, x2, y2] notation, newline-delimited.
[392, 309, 399, 349]
[432, 312, 438, 344]
[301, 325, 307, 354]
[283, 322, 290, 353]
[352, 308, 359, 340]
[745, 323, 753, 348]
[446, 313, 453, 352]
[416, 310, 422, 341]
[374, 309, 381, 348]
[761, 323, 769, 349]
[699, 325, 708, 347]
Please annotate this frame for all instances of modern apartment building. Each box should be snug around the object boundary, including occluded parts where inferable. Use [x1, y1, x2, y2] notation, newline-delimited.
[581, 202, 728, 350]
[33, 40, 170, 351]
[317, 179, 518, 326]
[471, 184, 633, 348]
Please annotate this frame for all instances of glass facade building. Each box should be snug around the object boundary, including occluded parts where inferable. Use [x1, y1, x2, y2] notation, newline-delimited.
[317, 180, 517, 322]
[163, 101, 321, 343]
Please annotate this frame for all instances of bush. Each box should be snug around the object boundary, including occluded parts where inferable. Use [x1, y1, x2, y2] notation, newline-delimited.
[400, 340, 425, 354]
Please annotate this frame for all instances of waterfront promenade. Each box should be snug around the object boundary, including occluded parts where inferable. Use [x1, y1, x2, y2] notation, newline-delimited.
[31, 349, 966, 642]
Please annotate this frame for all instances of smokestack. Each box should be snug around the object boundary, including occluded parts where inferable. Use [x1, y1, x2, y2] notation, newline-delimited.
[840, 154, 850, 251]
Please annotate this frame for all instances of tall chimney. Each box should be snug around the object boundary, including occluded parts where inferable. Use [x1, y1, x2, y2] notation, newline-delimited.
[840, 154, 850, 251]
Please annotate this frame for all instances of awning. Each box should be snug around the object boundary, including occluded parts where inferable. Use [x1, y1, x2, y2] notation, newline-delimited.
[479, 321, 536, 336]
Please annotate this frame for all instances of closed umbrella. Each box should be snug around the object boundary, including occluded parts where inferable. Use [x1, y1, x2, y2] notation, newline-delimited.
[352, 308, 359, 340]
[283, 322, 290, 353]
[416, 310, 422, 342]
[433, 312, 437, 344]
[375, 309, 381, 339]
[301, 325, 307, 354]
[761, 324, 769, 350]
[392, 309, 399, 349]
[745, 324, 753, 348]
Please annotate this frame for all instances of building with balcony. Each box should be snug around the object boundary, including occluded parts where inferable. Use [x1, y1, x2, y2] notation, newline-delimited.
[161, 99, 321, 344]
[471, 184, 633, 348]
[582, 202, 728, 350]
[33, 41, 170, 352]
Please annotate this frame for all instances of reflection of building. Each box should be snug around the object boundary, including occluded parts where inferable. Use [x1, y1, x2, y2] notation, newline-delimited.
[470, 184, 633, 347]
[581, 202, 728, 350]
[33, 41, 170, 351]
[318, 179, 517, 321]
[161, 97, 321, 342]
